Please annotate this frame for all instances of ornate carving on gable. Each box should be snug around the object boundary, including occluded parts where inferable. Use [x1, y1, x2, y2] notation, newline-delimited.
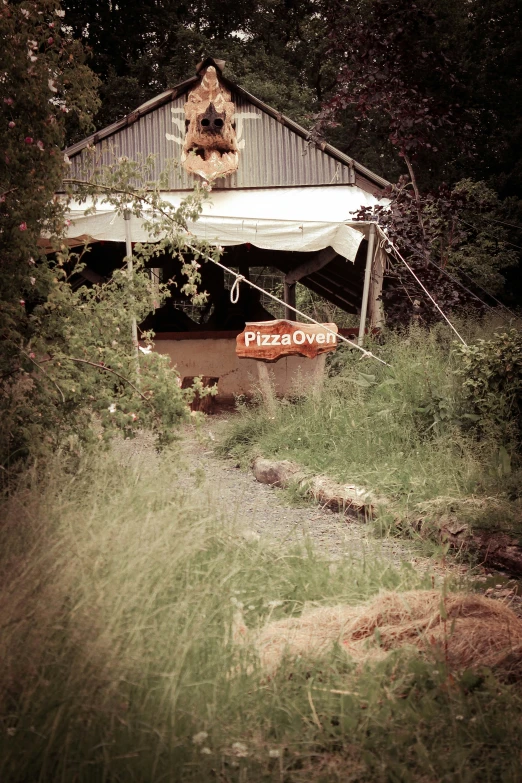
[182, 66, 239, 181]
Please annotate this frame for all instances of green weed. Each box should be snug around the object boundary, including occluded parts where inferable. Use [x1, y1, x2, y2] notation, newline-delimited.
[220, 321, 522, 536]
[1, 447, 522, 781]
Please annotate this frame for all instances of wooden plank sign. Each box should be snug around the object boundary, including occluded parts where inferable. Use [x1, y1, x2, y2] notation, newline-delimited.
[236, 319, 338, 362]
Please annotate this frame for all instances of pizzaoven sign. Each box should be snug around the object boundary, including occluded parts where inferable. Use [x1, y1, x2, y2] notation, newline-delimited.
[236, 320, 338, 362]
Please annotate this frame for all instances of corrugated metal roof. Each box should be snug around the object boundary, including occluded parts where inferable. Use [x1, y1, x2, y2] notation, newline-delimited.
[66, 60, 389, 192]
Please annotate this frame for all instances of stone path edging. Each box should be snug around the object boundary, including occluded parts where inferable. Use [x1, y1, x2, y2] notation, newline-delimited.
[252, 456, 522, 577]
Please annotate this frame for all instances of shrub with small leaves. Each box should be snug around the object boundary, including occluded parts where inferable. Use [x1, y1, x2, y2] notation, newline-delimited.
[454, 328, 522, 448]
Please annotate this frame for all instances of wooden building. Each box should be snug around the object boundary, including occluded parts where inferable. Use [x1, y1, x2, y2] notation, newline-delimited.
[59, 57, 389, 399]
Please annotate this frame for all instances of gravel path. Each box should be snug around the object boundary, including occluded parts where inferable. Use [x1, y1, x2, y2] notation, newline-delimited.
[177, 419, 470, 582]
[113, 418, 521, 601]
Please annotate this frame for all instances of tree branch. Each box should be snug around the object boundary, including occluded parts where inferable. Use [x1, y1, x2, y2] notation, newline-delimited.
[53, 356, 151, 403]
[21, 350, 66, 403]
[403, 152, 426, 248]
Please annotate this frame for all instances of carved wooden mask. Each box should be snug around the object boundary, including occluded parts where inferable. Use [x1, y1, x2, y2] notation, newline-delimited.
[182, 66, 239, 181]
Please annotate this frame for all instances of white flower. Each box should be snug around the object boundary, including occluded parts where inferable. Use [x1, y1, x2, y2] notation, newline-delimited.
[30, 277, 35, 285]
[63, 153, 71, 165]
[48, 79, 58, 93]
[139, 345, 152, 354]
[231, 742, 249, 757]
[268, 749, 280, 758]
[108, 403, 117, 413]
[20, 8, 29, 17]
[192, 731, 208, 745]
[54, 9, 65, 17]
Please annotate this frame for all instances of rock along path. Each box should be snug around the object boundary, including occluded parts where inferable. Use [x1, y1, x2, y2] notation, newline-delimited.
[114, 417, 520, 602]
[176, 418, 470, 583]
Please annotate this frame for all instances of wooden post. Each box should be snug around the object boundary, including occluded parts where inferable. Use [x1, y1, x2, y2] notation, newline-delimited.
[311, 354, 326, 399]
[124, 209, 140, 381]
[256, 362, 276, 416]
[368, 244, 385, 328]
[283, 281, 296, 320]
[358, 223, 376, 346]
[151, 267, 161, 310]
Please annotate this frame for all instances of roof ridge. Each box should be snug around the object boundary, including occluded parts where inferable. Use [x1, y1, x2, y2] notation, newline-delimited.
[64, 63, 389, 190]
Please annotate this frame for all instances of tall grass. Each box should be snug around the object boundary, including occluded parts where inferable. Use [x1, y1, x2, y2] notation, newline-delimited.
[1, 445, 522, 781]
[219, 322, 522, 533]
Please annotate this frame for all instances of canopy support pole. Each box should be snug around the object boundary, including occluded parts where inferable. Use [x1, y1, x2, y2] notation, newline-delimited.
[124, 209, 140, 378]
[284, 281, 296, 321]
[358, 223, 376, 346]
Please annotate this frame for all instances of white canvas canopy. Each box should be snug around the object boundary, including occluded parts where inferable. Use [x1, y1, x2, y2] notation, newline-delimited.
[57, 185, 385, 261]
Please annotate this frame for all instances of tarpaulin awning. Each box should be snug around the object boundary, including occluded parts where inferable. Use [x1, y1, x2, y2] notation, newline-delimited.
[51, 186, 386, 261]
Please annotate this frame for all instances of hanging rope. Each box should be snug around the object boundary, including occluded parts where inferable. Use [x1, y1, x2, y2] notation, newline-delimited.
[210, 254, 391, 367]
[230, 274, 245, 304]
[376, 228, 468, 346]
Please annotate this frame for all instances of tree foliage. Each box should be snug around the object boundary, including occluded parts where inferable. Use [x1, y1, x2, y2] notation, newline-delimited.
[454, 329, 522, 450]
[60, 0, 325, 131]
[314, 0, 522, 320]
[55, 0, 522, 200]
[1, 0, 99, 316]
[0, 3, 221, 470]
[355, 178, 519, 324]
[1, 0, 98, 463]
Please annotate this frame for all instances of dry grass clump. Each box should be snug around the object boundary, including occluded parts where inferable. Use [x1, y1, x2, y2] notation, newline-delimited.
[249, 590, 522, 675]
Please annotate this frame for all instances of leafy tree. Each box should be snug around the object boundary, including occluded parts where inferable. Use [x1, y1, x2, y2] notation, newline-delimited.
[0, 3, 219, 470]
[1, 0, 99, 310]
[318, 0, 522, 195]
[61, 0, 328, 132]
[314, 0, 522, 320]
[1, 0, 99, 462]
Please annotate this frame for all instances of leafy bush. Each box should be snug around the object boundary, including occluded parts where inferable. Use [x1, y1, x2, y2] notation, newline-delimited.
[454, 328, 522, 448]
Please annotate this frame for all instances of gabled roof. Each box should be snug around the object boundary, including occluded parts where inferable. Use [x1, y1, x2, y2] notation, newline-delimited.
[65, 57, 389, 193]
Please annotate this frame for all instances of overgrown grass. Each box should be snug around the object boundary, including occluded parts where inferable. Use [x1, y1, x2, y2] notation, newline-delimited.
[218, 322, 522, 535]
[1, 445, 522, 781]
